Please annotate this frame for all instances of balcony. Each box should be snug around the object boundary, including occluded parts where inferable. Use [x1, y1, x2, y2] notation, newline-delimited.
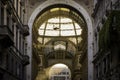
[22, 55, 29, 66]
[0, 25, 14, 48]
[23, 25, 29, 36]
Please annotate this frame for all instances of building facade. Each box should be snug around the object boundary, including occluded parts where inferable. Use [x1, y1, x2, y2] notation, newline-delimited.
[0, 0, 120, 80]
[93, 0, 120, 80]
[0, 0, 29, 80]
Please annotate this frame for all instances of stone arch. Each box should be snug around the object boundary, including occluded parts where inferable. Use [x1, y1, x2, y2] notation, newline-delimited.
[27, 0, 93, 80]
[49, 63, 72, 80]
[49, 63, 72, 72]
[45, 38, 77, 48]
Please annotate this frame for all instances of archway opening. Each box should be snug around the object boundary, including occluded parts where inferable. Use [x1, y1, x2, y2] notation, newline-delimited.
[28, 0, 93, 80]
[33, 6, 87, 80]
[49, 63, 71, 80]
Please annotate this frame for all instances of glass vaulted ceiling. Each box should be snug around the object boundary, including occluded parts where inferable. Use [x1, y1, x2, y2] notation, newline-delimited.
[34, 7, 86, 45]
[38, 17, 82, 36]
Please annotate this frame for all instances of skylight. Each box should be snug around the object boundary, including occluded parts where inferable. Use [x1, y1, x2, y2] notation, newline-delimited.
[38, 17, 82, 36]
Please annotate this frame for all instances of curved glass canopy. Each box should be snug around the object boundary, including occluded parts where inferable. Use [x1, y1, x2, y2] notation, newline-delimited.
[38, 17, 82, 36]
[33, 7, 86, 51]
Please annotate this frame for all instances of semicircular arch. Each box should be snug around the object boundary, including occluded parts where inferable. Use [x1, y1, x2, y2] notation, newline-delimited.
[28, 0, 93, 80]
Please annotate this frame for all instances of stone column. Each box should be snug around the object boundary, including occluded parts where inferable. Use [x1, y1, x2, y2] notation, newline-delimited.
[74, 52, 82, 80]
[4, 5, 7, 25]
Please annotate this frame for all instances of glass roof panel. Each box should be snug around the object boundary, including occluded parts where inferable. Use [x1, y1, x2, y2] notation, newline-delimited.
[46, 23, 57, 30]
[38, 29, 44, 35]
[61, 17, 72, 23]
[45, 30, 59, 36]
[61, 24, 74, 30]
[37, 37, 42, 43]
[39, 23, 46, 29]
[44, 38, 52, 44]
[48, 17, 59, 23]
[68, 38, 77, 44]
[74, 23, 81, 29]
[54, 44, 66, 50]
[78, 37, 82, 43]
[61, 30, 75, 36]
[76, 29, 82, 35]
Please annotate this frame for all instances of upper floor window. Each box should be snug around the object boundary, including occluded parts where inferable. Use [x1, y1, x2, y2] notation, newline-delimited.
[0, 6, 4, 25]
